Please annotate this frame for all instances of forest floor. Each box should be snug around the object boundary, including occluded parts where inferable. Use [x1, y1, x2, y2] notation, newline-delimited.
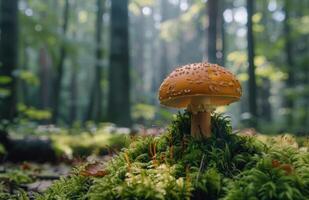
[0, 115, 308, 199]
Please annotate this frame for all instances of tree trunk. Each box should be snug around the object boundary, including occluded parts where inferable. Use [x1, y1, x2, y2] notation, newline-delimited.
[69, 61, 78, 124]
[20, 42, 30, 106]
[87, 0, 104, 122]
[207, 0, 219, 63]
[283, 0, 295, 128]
[52, 0, 70, 123]
[302, 70, 309, 128]
[159, 0, 169, 83]
[301, 34, 309, 128]
[246, 0, 258, 127]
[261, 78, 272, 122]
[0, 0, 19, 122]
[107, 0, 131, 127]
[218, 0, 225, 66]
[39, 46, 52, 109]
[258, 0, 272, 124]
[177, 1, 185, 65]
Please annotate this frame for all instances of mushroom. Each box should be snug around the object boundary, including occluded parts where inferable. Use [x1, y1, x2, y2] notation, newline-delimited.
[158, 62, 242, 139]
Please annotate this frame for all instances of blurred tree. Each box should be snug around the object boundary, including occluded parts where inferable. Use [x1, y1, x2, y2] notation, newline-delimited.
[132, 3, 146, 102]
[68, 1, 79, 124]
[69, 30, 79, 125]
[217, 0, 225, 66]
[53, 0, 70, 123]
[107, 0, 131, 126]
[39, 46, 52, 110]
[255, 2, 272, 123]
[20, 41, 30, 106]
[283, 0, 295, 128]
[0, 0, 19, 122]
[87, 0, 105, 122]
[207, 0, 219, 63]
[69, 52, 78, 124]
[246, 0, 258, 127]
[176, 0, 185, 65]
[159, 0, 170, 82]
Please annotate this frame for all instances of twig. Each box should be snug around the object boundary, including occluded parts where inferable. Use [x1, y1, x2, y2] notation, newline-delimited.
[30, 174, 61, 180]
[195, 154, 205, 185]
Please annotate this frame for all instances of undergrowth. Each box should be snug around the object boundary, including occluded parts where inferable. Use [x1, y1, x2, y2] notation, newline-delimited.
[37, 112, 309, 200]
[0, 170, 32, 200]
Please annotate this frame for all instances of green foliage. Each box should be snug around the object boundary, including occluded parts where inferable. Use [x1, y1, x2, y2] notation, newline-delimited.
[0, 186, 29, 200]
[292, 16, 309, 35]
[227, 51, 287, 83]
[132, 103, 173, 126]
[160, 2, 204, 42]
[0, 170, 32, 185]
[132, 103, 156, 122]
[89, 164, 192, 200]
[26, 112, 309, 199]
[41, 112, 308, 199]
[15, 70, 39, 86]
[129, 0, 155, 16]
[224, 157, 309, 200]
[0, 170, 32, 200]
[0, 76, 12, 84]
[0, 111, 307, 200]
[191, 168, 222, 199]
[17, 104, 52, 121]
[0, 88, 11, 98]
[51, 129, 130, 158]
[0, 144, 6, 155]
[36, 175, 91, 200]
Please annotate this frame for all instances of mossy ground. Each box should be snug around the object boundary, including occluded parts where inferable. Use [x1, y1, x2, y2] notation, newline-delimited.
[2, 112, 308, 200]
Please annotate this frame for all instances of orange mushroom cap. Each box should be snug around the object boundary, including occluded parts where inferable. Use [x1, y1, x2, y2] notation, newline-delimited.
[158, 62, 242, 112]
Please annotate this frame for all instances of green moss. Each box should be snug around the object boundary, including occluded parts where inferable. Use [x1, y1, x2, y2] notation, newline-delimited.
[224, 156, 309, 200]
[51, 131, 130, 158]
[39, 112, 309, 200]
[36, 174, 91, 200]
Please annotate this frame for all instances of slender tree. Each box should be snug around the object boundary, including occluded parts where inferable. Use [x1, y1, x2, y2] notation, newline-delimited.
[246, 0, 258, 127]
[52, 0, 70, 123]
[0, 0, 19, 121]
[69, 58, 78, 124]
[131, 3, 145, 103]
[260, 79, 272, 122]
[259, 0, 272, 123]
[69, 29, 78, 124]
[87, 0, 104, 122]
[159, 0, 169, 82]
[20, 41, 29, 106]
[39, 46, 52, 109]
[207, 0, 219, 63]
[218, 0, 225, 66]
[177, 0, 185, 65]
[283, 0, 295, 128]
[107, 0, 131, 126]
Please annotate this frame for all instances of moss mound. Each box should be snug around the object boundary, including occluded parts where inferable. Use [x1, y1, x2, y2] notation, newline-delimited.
[38, 112, 309, 200]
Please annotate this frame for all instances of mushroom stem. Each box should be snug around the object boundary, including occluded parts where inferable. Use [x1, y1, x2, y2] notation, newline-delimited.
[191, 111, 211, 138]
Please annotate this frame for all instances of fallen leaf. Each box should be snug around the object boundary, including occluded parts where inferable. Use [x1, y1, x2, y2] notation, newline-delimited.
[20, 162, 32, 171]
[280, 164, 294, 175]
[80, 162, 108, 177]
